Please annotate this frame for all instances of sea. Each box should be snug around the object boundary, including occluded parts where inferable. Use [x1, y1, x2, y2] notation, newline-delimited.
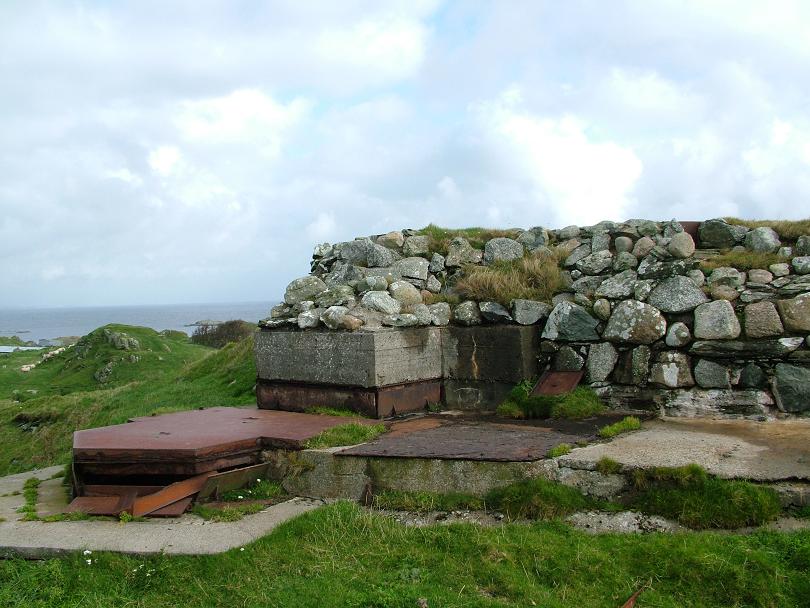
[0, 301, 275, 347]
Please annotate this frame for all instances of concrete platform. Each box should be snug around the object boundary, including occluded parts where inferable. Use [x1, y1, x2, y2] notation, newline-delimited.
[558, 417, 810, 481]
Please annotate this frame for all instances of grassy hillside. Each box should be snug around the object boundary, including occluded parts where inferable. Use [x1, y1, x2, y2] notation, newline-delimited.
[0, 324, 256, 475]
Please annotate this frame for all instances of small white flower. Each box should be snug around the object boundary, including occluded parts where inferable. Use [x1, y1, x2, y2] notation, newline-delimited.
[85, 559, 92, 565]
[83, 549, 92, 556]
[146, 573, 151, 577]
[237, 495, 244, 499]
[240, 547, 245, 552]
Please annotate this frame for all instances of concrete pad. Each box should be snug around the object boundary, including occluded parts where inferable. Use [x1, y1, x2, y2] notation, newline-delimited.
[37, 478, 70, 518]
[559, 418, 810, 481]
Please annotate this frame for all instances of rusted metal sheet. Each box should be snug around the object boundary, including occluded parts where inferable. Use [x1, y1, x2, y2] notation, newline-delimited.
[532, 371, 584, 396]
[257, 380, 378, 417]
[376, 380, 442, 417]
[679, 221, 700, 240]
[149, 496, 194, 517]
[197, 463, 272, 501]
[66, 496, 123, 516]
[132, 472, 212, 517]
[83, 485, 165, 497]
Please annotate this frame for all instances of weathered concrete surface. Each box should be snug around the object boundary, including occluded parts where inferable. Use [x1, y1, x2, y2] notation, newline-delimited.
[558, 418, 810, 481]
[441, 325, 540, 383]
[0, 468, 322, 557]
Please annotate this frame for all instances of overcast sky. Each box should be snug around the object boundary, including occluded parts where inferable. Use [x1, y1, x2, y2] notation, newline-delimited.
[2, 1, 810, 308]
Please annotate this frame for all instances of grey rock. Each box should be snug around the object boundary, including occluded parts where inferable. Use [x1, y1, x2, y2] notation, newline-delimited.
[698, 219, 747, 248]
[376, 230, 404, 249]
[571, 275, 606, 296]
[744, 226, 781, 252]
[665, 321, 691, 347]
[612, 251, 639, 272]
[388, 280, 422, 307]
[297, 309, 321, 329]
[792, 256, 810, 275]
[776, 293, 810, 332]
[402, 235, 430, 256]
[284, 276, 329, 305]
[662, 219, 685, 238]
[592, 298, 611, 321]
[393, 257, 430, 281]
[595, 270, 637, 299]
[382, 313, 420, 328]
[636, 257, 695, 279]
[591, 232, 611, 253]
[744, 301, 784, 338]
[426, 275, 442, 293]
[778, 274, 810, 296]
[633, 279, 655, 302]
[795, 235, 810, 256]
[558, 225, 581, 240]
[320, 306, 349, 330]
[769, 263, 791, 277]
[361, 291, 401, 315]
[632, 236, 655, 258]
[747, 269, 773, 284]
[690, 337, 804, 358]
[270, 303, 292, 319]
[693, 300, 741, 340]
[667, 232, 695, 258]
[412, 303, 433, 326]
[293, 300, 314, 313]
[707, 267, 744, 288]
[778, 246, 793, 258]
[336, 238, 374, 265]
[603, 300, 667, 344]
[564, 244, 592, 268]
[552, 293, 575, 306]
[710, 284, 740, 301]
[739, 363, 766, 388]
[324, 263, 367, 288]
[570, 269, 582, 280]
[637, 221, 659, 237]
[687, 269, 705, 287]
[429, 253, 445, 272]
[694, 359, 731, 389]
[576, 250, 613, 275]
[454, 301, 482, 326]
[511, 299, 552, 325]
[573, 293, 592, 308]
[316, 285, 356, 308]
[614, 236, 634, 253]
[357, 275, 389, 293]
[557, 238, 582, 258]
[258, 317, 296, 329]
[427, 302, 451, 326]
[649, 352, 695, 388]
[484, 237, 524, 264]
[586, 342, 618, 382]
[553, 345, 585, 371]
[367, 243, 397, 268]
[517, 226, 549, 251]
[541, 301, 600, 341]
[445, 237, 483, 267]
[312, 242, 333, 258]
[479, 301, 513, 323]
[647, 275, 709, 313]
[772, 364, 810, 412]
[613, 345, 651, 385]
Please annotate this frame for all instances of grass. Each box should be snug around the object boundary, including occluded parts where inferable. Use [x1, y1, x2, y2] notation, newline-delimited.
[595, 457, 623, 475]
[699, 249, 790, 271]
[373, 490, 484, 512]
[546, 443, 572, 458]
[304, 406, 367, 418]
[628, 465, 782, 529]
[304, 422, 386, 448]
[2, 501, 809, 607]
[16, 476, 41, 521]
[416, 224, 522, 255]
[485, 478, 598, 520]
[0, 336, 34, 347]
[724, 217, 810, 241]
[0, 325, 256, 476]
[598, 416, 641, 439]
[454, 251, 565, 307]
[497, 384, 606, 420]
[220, 479, 285, 502]
[190, 502, 266, 522]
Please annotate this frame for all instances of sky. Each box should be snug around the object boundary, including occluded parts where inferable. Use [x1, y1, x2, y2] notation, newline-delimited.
[2, 0, 810, 308]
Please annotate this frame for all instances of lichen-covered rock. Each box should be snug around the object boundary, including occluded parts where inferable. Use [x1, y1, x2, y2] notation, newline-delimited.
[795, 235, 810, 256]
[769, 262, 790, 277]
[393, 257, 430, 281]
[553, 345, 584, 371]
[772, 364, 810, 412]
[649, 352, 694, 388]
[366, 243, 396, 268]
[591, 232, 611, 253]
[698, 219, 747, 248]
[632, 236, 655, 258]
[297, 309, 321, 329]
[637, 220, 659, 237]
[586, 342, 618, 382]
[479, 301, 513, 322]
[614, 236, 633, 253]
[270, 303, 292, 319]
[483, 237, 524, 264]
[648, 275, 708, 313]
[382, 313, 420, 327]
[633, 279, 655, 302]
[511, 299, 552, 325]
[612, 251, 639, 272]
[693, 300, 741, 340]
[747, 269, 773, 284]
[336, 238, 375, 265]
[707, 266, 744, 288]
[739, 363, 766, 388]
[744, 301, 784, 338]
[429, 253, 445, 273]
[445, 237, 483, 267]
[694, 359, 731, 389]
[427, 302, 451, 326]
[593, 298, 611, 321]
[558, 225, 580, 240]
[776, 293, 810, 332]
[571, 275, 606, 296]
[689, 337, 804, 358]
[564, 244, 592, 268]
[425, 275, 442, 293]
[357, 275, 389, 293]
[316, 285, 356, 308]
[613, 345, 651, 385]
[454, 301, 482, 325]
[687, 269, 705, 287]
[576, 250, 613, 275]
[665, 321, 691, 347]
[744, 226, 781, 253]
[603, 300, 667, 344]
[595, 270, 637, 299]
[517, 226, 549, 251]
[320, 306, 350, 330]
[388, 280, 422, 307]
[402, 235, 430, 256]
[361, 291, 401, 315]
[324, 263, 366, 287]
[541, 301, 600, 341]
[792, 256, 810, 275]
[709, 284, 740, 301]
[667, 232, 695, 258]
[376, 230, 404, 249]
[636, 257, 695, 279]
[284, 276, 329, 305]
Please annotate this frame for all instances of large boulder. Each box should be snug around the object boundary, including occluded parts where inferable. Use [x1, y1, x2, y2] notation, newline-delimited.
[698, 219, 747, 248]
[689, 337, 804, 358]
[361, 291, 401, 315]
[776, 293, 810, 332]
[772, 364, 810, 412]
[454, 301, 482, 325]
[402, 235, 430, 257]
[744, 301, 784, 338]
[541, 301, 600, 341]
[388, 280, 422, 307]
[483, 237, 524, 264]
[795, 235, 810, 256]
[603, 300, 667, 344]
[594, 270, 637, 299]
[445, 238, 483, 267]
[649, 352, 695, 388]
[367, 243, 397, 268]
[517, 226, 549, 252]
[393, 257, 430, 282]
[336, 238, 375, 265]
[576, 250, 613, 275]
[744, 227, 781, 253]
[693, 300, 741, 340]
[479, 301, 513, 323]
[667, 232, 695, 259]
[632, 236, 655, 258]
[694, 359, 731, 389]
[511, 299, 552, 325]
[647, 275, 708, 313]
[586, 342, 618, 382]
[284, 276, 328, 305]
[792, 256, 810, 275]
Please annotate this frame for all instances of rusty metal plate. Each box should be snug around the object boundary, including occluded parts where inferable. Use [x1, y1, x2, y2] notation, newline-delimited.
[337, 414, 626, 462]
[65, 496, 122, 516]
[532, 371, 583, 396]
[197, 463, 272, 501]
[149, 496, 194, 517]
[257, 381, 377, 417]
[132, 473, 212, 517]
[376, 380, 442, 417]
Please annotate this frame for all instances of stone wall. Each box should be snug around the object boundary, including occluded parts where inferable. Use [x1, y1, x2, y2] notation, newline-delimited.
[260, 218, 810, 418]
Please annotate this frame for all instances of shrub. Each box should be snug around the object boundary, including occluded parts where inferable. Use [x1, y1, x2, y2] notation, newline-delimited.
[485, 478, 594, 520]
[191, 320, 255, 348]
[598, 416, 641, 439]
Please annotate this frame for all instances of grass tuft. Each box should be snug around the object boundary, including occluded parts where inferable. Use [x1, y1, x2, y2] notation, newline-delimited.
[220, 479, 285, 502]
[485, 478, 596, 520]
[547, 443, 572, 458]
[304, 406, 367, 418]
[304, 423, 386, 449]
[700, 249, 789, 272]
[598, 416, 642, 439]
[191, 502, 266, 522]
[496, 384, 606, 420]
[724, 217, 810, 241]
[454, 251, 565, 307]
[595, 457, 622, 475]
[372, 490, 483, 513]
[416, 224, 522, 255]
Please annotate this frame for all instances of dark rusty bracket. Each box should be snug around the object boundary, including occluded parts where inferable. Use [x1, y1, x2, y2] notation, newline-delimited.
[532, 371, 584, 396]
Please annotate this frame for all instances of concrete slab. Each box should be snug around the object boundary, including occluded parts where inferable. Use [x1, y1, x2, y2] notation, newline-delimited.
[558, 418, 810, 481]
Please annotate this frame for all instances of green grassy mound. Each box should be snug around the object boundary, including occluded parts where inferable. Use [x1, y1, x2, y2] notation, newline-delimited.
[497, 382, 606, 420]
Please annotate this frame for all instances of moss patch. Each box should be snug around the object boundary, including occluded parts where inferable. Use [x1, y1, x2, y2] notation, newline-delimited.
[547, 443, 572, 458]
[304, 406, 368, 418]
[498, 383, 606, 420]
[304, 423, 386, 449]
[485, 478, 597, 520]
[598, 416, 641, 439]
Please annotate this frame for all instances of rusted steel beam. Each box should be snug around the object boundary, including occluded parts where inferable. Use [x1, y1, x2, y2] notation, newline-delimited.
[132, 473, 213, 517]
[197, 463, 272, 501]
